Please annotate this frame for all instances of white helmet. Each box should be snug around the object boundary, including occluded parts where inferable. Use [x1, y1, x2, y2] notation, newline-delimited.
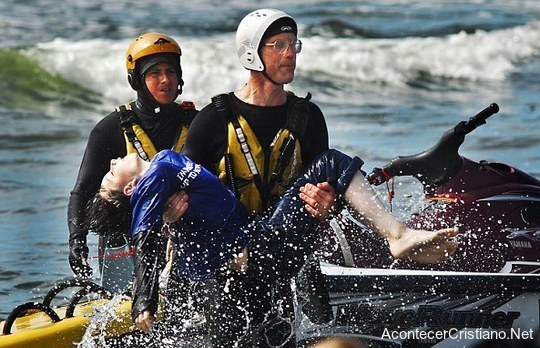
[236, 8, 297, 71]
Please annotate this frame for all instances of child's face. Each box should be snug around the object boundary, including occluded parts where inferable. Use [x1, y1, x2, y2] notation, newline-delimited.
[99, 153, 141, 199]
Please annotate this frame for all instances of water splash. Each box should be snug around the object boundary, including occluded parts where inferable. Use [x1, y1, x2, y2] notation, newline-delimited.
[77, 294, 131, 348]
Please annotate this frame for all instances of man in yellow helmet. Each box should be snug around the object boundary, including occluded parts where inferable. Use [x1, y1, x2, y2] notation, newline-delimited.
[67, 32, 197, 291]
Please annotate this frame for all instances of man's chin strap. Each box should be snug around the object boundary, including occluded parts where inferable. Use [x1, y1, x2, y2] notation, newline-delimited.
[262, 70, 281, 86]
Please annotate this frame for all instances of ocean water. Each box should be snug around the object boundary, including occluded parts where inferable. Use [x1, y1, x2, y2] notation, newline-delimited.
[1, 0, 540, 320]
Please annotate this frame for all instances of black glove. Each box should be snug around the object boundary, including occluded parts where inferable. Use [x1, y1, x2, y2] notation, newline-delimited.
[69, 239, 92, 278]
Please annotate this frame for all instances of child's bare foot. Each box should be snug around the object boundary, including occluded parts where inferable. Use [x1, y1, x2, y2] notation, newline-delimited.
[388, 227, 459, 264]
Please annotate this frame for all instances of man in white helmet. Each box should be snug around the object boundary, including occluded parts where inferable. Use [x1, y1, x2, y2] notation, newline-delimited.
[185, 10, 335, 231]
[181, 8, 336, 347]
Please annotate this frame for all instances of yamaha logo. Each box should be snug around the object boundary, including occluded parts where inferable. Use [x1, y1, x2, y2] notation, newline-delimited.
[509, 240, 532, 248]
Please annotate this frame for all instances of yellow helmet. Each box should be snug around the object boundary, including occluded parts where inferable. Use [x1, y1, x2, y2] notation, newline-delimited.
[125, 32, 183, 91]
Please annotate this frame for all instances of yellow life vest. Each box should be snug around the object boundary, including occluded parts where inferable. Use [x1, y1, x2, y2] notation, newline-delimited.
[123, 123, 188, 158]
[215, 93, 311, 217]
[116, 102, 194, 160]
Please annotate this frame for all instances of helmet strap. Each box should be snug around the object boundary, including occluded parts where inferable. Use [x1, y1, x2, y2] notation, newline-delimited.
[262, 70, 281, 86]
[177, 74, 184, 95]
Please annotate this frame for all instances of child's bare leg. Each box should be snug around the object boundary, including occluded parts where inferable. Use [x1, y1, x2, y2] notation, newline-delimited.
[343, 171, 458, 264]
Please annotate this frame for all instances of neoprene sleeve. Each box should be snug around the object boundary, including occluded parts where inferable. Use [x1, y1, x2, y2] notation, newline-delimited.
[131, 229, 166, 322]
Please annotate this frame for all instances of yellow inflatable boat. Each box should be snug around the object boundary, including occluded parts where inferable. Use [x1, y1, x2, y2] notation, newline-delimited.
[0, 279, 135, 348]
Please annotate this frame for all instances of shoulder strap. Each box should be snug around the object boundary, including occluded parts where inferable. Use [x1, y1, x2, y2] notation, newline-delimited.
[173, 100, 198, 152]
[211, 93, 238, 123]
[285, 92, 311, 138]
[180, 100, 198, 126]
[212, 93, 236, 196]
[116, 103, 150, 161]
[266, 92, 312, 191]
[230, 117, 264, 197]
[116, 103, 133, 126]
[212, 94, 244, 194]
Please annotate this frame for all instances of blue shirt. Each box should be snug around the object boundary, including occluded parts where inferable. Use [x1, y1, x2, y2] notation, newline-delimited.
[131, 150, 249, 280]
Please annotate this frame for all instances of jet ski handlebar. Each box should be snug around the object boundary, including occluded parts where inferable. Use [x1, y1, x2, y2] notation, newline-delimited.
[367, 103, 499, 186]
[461, 103, 499, 134]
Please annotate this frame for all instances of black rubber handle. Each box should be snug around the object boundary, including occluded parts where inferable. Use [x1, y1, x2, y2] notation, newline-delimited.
[462, 103, 499, 134]
[3, 302, 61, 335]
[43, 278, 112, 309]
